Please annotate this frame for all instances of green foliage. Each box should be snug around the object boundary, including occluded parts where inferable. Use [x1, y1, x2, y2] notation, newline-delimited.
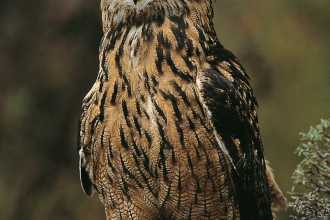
[289, 119, 330, 219]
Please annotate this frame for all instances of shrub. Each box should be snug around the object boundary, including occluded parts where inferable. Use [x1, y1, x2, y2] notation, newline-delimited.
[289, 119, 330, 219]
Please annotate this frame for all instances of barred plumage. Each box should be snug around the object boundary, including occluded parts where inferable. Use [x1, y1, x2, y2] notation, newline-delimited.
[78, 0, 285, 219]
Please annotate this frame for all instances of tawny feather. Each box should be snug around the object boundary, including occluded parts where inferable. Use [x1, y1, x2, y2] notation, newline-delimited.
[78, 0, 285, 219]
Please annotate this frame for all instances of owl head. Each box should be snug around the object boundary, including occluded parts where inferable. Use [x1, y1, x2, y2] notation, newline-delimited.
[100, 0, 213, 32]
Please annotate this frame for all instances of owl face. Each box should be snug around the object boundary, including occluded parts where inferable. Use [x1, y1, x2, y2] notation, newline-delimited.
[123, 0, 154, 9]
[101, 0, 159, 30]
[100, 0, 213, 35]
[101, 0, 192, 29]
[101, 0, 156, 12]
[102, 0, 154, 10]
[101, 0, 195, 23]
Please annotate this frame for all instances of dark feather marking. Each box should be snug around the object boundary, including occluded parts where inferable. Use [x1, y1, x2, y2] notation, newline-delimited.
[154, 102, 167, 122]
[170, 80, 190, 106]
[106, 173, 114, 185]
[198, 115, 211, 133]
[128, 208, 134, 219]
[143, 71, 151, 93]
[151, 75, 159, 86]
[188, 204, 193, 219]
[187, 117, 195, 130]
[119, 174, 130, 199]
[107, 153, 115, 172]
[196, 47, 201, 57]
[177, 169, 182, 208]
[186, 39, 194, 57]
[99, 89, 107, 121]
[135, 99, 141, 115]
[196, 26, 206, 42]
[101, 49, 109, 81]
[98, 75, 104, 92]
[141, 150, 152, 177]
[120, 126, 129, 149]
[141, 95, 146, 103]
[182, 55, 195, 71]
[108, 139, 114, 159]
[192, 130, 202, 155]
[165, 52, 193, 82]
[159, 146, 169, 182]
[123, 74, 132, 97]
[132, 151, 139, 166]
[132, 138, 141, 156]
[120, 155, 143, 188]
[193, 88, 205, 117]
[94, 97, 98, 105]
[207, 166, 216, 193]
[154, 165, 159, 179]
[171, 25, 185, 51]
[90, 117, 98, 135]
[142, 24, 153, 41]
[169, 94, 182, 122]
[157, 32, 171, 49]
[137, 166, 158, 197]
[156, 47, 164, 74]
[169, 15, 185, 30]
[157, 121, 172, 149]
[195, 175, 201, 193]
[134, 39, 140, 56]
[83, 93, 93, 105]
[101, 28, 124, 80]
[115, 29, 129, 77]
[121, 100, 130, 127]
[160, 90, 182, 122]
[187, 153, 195, 176]
[168, 211, 174, 219]
[107, 26, 124, 50]
[161, 184, 171, 209]
[118, 205, 123, 220]
[155, 7, 165, 26]
[175, 120, 185, 148]
[145, 131, 152, 145]
[171, 148, 176, 165]
[191, 109, 198, 119]
[128, 35, 134, 45]
[121, 82, 126, 91]
[143, 109, 150, 120]
[133, 116, 142, 136]
[100, 128, 106, 148]
[110, 82, 118, 105]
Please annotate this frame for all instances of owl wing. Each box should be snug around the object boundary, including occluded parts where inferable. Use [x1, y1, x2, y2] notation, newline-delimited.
[78, 108, 95, 197]
[77, 84, 102, 197]
[197, 43, 273, 219]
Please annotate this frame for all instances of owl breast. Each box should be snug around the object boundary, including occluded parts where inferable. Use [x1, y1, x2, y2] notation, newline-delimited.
[79, 15, 240, 219]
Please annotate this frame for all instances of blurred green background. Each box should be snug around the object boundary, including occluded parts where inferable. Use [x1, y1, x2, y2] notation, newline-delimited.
[0, 0, 329, 219]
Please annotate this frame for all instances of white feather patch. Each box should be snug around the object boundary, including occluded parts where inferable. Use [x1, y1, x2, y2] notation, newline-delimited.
[214, 131, 237, 172]
[123, 0, 153, 10]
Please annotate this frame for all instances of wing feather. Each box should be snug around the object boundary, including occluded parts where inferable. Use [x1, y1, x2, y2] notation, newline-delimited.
[197, 44, 273, 219]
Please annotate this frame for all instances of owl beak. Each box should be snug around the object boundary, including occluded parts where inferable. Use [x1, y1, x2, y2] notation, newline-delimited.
[133, 0, 138, 4]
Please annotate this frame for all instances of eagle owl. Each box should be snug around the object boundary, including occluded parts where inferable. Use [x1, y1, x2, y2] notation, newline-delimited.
[78, 0, 285, 219]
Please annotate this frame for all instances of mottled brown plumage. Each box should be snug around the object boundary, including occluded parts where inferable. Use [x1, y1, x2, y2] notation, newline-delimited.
[78, 0, 285, 219]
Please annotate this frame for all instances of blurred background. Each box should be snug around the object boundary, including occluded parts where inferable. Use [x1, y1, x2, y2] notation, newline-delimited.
[0, 0, 329, 219]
